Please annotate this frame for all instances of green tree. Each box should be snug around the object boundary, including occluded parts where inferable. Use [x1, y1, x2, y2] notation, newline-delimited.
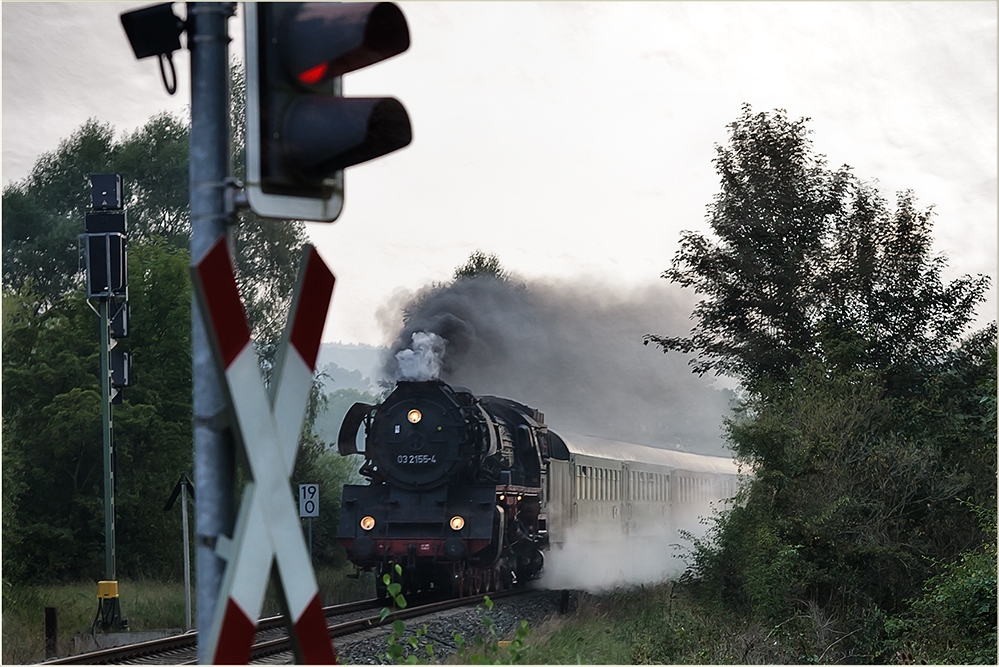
[657, 106, 996, 660]
[1, 63, 318, 582]
[1, 107, 308, 346]
[1, 240, 195, 581]
[453, 250, 508, 282]
[646, 105, 990, 394]
[2, 115, 190, 312]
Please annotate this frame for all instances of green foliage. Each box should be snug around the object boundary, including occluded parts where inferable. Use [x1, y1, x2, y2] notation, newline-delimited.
[453, 250, 509, 282]
[522, 583, 851, 664]
[883, 502, 997, 664]
[685, 345, 996, 624]
[380, 565, 430, 665]
[2, 240, 194, 581]
[2, 115, 191, 311]
[651, 105, 996, 661]
[645, 104, 991, 394]
[1, 67, 325, 583]
[449, 596, 531, 664]
[378, 571, 530, 665]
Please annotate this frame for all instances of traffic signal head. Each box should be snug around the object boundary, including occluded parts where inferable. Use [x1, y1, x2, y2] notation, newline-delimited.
[245, 2, 413, 222]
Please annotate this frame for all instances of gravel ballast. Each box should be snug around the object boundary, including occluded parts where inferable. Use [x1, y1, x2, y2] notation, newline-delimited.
[334, 588, 575, 664]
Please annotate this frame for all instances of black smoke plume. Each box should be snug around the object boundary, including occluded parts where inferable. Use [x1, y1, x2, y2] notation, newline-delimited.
[381, 273, 734, 455]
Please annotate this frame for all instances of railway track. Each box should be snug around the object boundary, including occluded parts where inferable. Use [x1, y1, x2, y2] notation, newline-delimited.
[41, 590, 525, 665]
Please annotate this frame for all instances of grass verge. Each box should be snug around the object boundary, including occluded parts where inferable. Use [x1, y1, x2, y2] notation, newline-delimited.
[521, 581, 825, 664]
[2, 565, 374, 664]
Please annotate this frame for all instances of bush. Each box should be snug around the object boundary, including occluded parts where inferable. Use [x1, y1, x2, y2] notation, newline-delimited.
[885, 503, 997, 664]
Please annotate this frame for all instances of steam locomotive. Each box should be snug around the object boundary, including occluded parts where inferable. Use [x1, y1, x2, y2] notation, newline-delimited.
[336, 379, 740, 598]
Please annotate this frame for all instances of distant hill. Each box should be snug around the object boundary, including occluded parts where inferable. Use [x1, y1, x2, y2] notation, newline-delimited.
[316, 342, 389, 394]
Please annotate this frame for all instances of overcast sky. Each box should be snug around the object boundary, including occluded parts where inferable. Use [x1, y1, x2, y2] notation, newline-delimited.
[3, 1, 996, 346]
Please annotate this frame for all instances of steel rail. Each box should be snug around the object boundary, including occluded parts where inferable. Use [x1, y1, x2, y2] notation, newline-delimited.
[241, 588, 522, 663]
[39, 598, 384, 665]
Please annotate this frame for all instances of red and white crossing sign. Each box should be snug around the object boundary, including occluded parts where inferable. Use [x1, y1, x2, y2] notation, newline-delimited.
[192, 238, 337, 664]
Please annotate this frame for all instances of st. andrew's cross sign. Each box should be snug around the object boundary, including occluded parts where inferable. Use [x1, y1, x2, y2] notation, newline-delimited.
[192, 239, 337, 664]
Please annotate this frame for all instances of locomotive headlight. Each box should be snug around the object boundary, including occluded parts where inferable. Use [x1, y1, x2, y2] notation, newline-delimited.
[449, 515, 465, 531]
[407, 409, 422, 424]
[360, 516, 376, 531]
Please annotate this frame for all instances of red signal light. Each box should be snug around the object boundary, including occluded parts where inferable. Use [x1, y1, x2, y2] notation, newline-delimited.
[298, 62, 327, 85]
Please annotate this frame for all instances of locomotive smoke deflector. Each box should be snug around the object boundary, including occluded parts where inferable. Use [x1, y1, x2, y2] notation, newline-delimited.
[337, 401, 375, 456]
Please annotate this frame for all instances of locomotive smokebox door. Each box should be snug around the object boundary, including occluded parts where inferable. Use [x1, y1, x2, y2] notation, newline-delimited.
[371, 381, 471, 490]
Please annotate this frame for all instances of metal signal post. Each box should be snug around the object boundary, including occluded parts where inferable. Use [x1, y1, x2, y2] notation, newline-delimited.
[82, 173, 132, 632]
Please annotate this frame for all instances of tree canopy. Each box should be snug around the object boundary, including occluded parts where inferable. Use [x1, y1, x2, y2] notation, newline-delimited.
[2, 72, 352, 582]
[653, 105, 996, 663]
[646, 105, 990, 395]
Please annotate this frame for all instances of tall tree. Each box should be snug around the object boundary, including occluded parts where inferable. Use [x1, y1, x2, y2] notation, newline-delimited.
[1, 109, 308, 346]
[656, 106, 996, 658]
[1, 64, 315, 581]
[645, 105, 990, 394]
[2, 240, 195, 581]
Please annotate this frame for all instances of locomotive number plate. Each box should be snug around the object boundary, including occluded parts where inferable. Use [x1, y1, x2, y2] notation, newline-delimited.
[397, 454, 437, 464]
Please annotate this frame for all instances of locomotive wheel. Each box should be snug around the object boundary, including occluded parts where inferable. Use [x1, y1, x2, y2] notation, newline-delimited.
[450, 562, 510, 598]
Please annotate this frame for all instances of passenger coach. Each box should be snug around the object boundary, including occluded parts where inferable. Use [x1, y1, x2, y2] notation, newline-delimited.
[545, 432, 741, 545]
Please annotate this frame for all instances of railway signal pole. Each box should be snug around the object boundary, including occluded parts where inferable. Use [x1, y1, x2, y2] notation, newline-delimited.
[82, 173, 132, 631]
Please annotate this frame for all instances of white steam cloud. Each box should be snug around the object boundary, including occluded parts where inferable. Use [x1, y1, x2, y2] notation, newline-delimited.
[542, 500, 727, 591]
[394, 331, 447, 381]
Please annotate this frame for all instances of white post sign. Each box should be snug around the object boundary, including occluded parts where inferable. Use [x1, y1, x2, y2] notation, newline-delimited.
[299, 484, 319, 518]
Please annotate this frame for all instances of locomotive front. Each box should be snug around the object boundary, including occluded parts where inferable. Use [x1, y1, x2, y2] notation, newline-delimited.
[337, 381, 532, 594]
[364, 380, 473, 491]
